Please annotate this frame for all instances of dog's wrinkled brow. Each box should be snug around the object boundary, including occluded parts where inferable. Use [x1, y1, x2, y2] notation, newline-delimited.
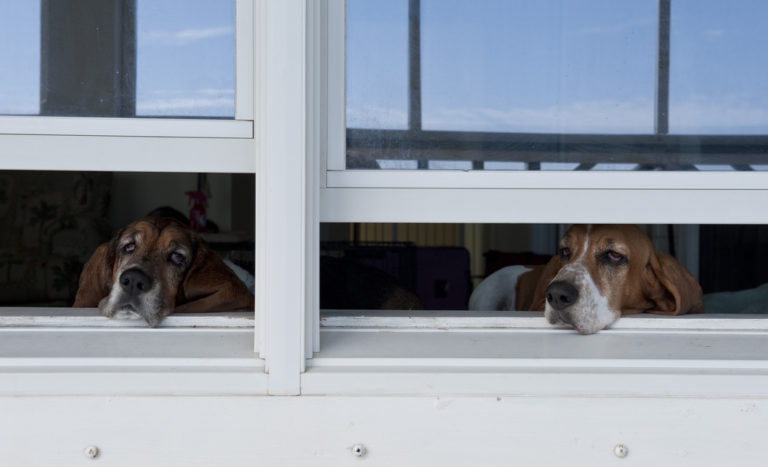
[121, 222, 158, 243]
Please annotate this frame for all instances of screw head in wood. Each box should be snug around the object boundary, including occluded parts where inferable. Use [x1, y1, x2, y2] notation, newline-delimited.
[84, 446, 100, 459]
[351, 444, 367, 457]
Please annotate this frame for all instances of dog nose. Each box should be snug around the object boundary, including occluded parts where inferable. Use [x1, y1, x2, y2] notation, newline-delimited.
[119, 269, 153, 295]
[546, 280, 579, 310]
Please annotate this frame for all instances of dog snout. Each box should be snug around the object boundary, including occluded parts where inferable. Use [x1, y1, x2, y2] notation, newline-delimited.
[119, 268, 154, 296]
[546, 280, 579, 311]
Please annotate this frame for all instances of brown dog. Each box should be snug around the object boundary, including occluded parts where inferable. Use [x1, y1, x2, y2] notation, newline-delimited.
[73, 217, 254, 326]
[470, 224, 703, 334]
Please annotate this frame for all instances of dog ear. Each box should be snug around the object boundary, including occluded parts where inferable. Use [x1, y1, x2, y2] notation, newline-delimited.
[526, 255, 563, 311]
[176, 243, 254, 313]
[73, 242, 115, 307]
[643, 252, 703, 315]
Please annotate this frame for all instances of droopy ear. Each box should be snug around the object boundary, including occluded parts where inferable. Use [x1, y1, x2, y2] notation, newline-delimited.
[643, 252, 704, 315]
[526, 255, 563, 311]
[73, 242, 115, 307]
[175, 243, 254, 313]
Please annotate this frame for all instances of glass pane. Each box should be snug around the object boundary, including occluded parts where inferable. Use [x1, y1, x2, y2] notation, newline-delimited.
[420, 0, 655, 134]
[0, 0, 40, 115]
[670, 0, 768, 134]
[0, 0, 234, 118]
[136, 0, 235, 117]
[345, 0, 768, 171]
[346, 0, 409, 129]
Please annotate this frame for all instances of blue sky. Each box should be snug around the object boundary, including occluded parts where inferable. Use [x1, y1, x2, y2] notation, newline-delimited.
[0, 0, 40, 114]
[136, 0, 234, 117]
[0, 0, 234, 117]
[348, 0, 768, 135]
[669, 0, 768, 133]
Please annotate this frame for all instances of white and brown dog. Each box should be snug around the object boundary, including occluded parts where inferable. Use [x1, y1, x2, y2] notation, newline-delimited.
[469, 224, 703, 334]
[73, 216, 254, 327]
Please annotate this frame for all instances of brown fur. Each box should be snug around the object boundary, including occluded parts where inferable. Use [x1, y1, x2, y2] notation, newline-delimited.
[73, 217, 254, 326]
[526, 224, 703, 316]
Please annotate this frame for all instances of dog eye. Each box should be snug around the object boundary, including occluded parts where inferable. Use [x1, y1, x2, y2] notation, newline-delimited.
[122, 242, 135, 254]
[559, 247, 571, 259]
[604, 250, 626, 265]
[169, 252, 186, 266]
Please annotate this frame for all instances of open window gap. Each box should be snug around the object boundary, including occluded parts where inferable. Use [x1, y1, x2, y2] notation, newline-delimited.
[320, 223, 768, 335]
[0, 170, 255, 328]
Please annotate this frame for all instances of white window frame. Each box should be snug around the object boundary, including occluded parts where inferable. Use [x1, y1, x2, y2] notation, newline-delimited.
[0, 0, 305, 396]
[322, 1, 768, 221]
[4, 0, 768, 402]
[304, 0, 768, 398]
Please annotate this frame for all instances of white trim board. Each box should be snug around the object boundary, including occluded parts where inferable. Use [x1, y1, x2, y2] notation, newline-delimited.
[3, 396, 766, 466]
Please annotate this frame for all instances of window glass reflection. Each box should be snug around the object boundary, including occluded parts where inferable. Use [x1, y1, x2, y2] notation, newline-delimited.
[670, 0, 768, 134]
[0, 0, 40, 115]
[136, 0, 235, 117]
[346, 0, 768, 171]
[0, 0, 234, 118]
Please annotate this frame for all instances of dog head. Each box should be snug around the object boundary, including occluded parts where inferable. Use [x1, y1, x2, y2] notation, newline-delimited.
[531, 224, 703, 334]
[73, 217, 253, 326]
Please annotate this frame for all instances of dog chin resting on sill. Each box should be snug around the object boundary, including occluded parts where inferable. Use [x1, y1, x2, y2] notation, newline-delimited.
[73, 216, 254, 327]
[469, 224, 704, 334]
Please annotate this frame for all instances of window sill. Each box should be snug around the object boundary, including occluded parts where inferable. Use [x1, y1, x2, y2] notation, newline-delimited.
[304, 314, 768, 397]
[0, 308, 254, 328]
[320, 310, 768, 331]
[0, 308, 264, 396]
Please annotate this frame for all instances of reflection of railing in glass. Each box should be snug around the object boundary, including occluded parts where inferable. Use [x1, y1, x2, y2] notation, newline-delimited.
[40, 0, 136, 117]
[347, 129, 768, 171]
